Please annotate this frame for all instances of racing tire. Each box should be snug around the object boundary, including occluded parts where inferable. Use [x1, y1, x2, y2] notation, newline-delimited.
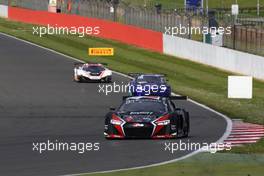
[74, 76, 83, 83]
[104, 76, 112, 83]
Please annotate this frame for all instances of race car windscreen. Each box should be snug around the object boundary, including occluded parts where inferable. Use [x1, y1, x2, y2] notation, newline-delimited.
[119, 99, 167, 113]
[136, 75, 164, 84]
[83, 66, 105, 72]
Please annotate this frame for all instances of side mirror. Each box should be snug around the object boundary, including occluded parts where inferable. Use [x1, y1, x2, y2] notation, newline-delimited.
[109, 107, 116, 111]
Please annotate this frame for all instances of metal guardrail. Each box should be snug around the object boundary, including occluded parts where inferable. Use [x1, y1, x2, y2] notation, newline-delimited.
[78, 0, 114, 21]
[7, 0, 48, 11]
[224, 25, 264, 56]
[0, 0, 8, 5]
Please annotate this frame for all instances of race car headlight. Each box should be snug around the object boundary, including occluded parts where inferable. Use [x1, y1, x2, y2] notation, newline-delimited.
[110, 119, 123, 125]
[155, 120, 170, 126]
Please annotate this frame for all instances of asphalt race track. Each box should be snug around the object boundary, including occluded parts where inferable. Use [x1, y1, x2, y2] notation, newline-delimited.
[0, 34, 227, 176]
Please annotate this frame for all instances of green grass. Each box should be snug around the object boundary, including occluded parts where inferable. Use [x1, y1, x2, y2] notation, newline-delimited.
[122, 0, 264, 9]
[225, 138, 264, 154]
[82, 152, 264, 176]
[0, 18, 264, 155]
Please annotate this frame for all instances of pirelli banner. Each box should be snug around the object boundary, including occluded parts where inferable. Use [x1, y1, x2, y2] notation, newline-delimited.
[88, 48, 114, 56]
[48, 0, 57, 13]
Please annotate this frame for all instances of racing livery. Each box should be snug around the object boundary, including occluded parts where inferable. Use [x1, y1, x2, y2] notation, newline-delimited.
[74, 63, 112, 82]
[128, 73, 171, 97]
[104, 96, 190, 139]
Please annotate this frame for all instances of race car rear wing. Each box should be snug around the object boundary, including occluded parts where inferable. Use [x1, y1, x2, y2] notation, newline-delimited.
[127, 73, 142, 78]
[122, 95, 188, 101]
[90, 62, 108, 66]
[74, 62, 84, 67]
[127, 73, 167, 78]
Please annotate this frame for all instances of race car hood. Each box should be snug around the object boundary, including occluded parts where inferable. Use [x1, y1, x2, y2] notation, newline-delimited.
[116, 111, 166, 123]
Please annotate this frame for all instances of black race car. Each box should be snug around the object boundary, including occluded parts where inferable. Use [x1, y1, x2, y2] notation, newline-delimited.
[104, 96, 190, 139]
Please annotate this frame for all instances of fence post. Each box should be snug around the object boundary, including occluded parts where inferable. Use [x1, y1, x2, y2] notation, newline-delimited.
[188, 15, 192, 39]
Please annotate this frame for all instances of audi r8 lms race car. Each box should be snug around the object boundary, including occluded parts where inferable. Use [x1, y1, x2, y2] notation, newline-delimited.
[128, 73, 171, 97]
[74, 62, 112, 82]
[104, 96, 190, 139]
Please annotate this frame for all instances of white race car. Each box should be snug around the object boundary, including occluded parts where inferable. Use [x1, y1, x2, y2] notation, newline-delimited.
[74, 63, 112, 82]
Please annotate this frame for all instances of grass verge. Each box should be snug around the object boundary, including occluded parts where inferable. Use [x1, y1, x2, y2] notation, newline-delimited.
[0, 18, 263, 155]
[84, 152, 264, 176]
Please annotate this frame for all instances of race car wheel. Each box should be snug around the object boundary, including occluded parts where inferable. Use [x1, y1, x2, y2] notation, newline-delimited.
[74, 76, 79, 82]
[74, 76, 83, 83]
[104, 76, 112, 83]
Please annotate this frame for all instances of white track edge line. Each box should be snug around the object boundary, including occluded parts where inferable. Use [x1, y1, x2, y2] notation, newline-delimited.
[0, 32, 233, 176]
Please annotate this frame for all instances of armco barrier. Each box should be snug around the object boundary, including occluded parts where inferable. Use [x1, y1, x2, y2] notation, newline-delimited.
[8, 7, 163, 53]
[163, 34, 264, 80]
[0, 5, 8, 18]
